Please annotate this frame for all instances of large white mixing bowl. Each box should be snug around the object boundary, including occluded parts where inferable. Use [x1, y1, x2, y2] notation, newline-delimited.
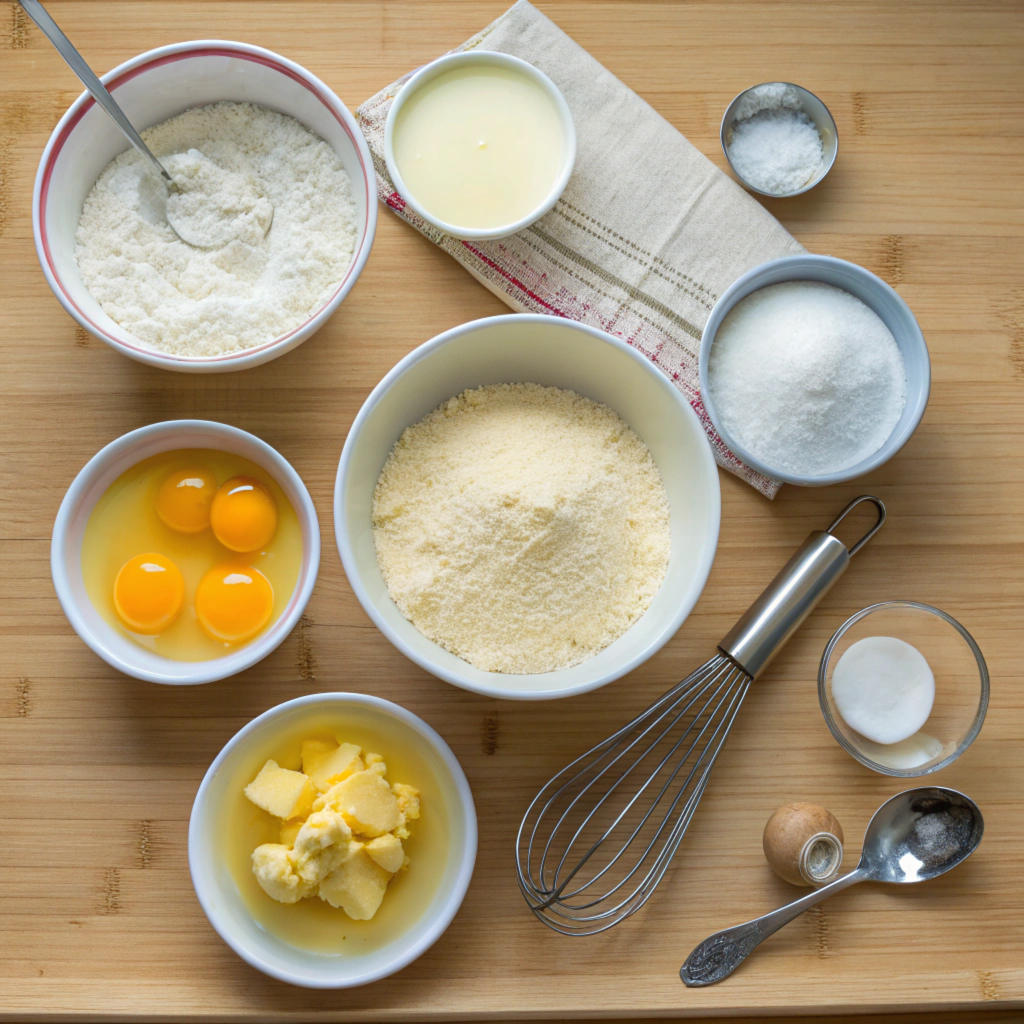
[334, 314, 721, 700]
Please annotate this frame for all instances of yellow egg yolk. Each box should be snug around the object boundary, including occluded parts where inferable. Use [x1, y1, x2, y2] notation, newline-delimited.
[113, 553, 185, 635]
[210, 477, 278, 553]
[155, 466, 217, 533]
[195, 563, 274, 643]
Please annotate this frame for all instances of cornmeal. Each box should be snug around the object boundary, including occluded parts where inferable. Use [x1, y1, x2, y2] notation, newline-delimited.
[372, 383, 672, 674]
[244, 739, 420, 921]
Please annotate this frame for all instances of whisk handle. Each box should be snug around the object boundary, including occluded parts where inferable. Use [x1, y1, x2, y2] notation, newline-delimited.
[680, 866, 868, 986]
[718, 496, 885, 678]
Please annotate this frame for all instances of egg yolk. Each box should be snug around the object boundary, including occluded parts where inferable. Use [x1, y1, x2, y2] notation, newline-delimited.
[210, 477, 278, 553]
[113, 553, 185, 635]
[195, 563, 274, 644]
[155, 466, 217, 533]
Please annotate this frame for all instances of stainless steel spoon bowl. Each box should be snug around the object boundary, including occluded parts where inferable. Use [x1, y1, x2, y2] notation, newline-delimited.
[681, 787, 983, 986]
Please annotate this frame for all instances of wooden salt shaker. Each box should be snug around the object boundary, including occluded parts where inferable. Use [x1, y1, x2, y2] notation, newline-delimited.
[763, 802, 844, 886]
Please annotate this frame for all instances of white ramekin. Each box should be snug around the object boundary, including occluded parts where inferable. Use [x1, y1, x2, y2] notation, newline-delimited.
[51, 420, 320, 684]
[189, 692, 477, 988]
[334, 313, 721, 701]
[698, 254, 931, 487]
[383, 51, 576, 241]
[33, 40, 377, 372]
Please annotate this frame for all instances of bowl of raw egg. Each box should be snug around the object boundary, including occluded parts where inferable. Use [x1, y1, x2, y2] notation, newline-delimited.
[51, 420, 320, 684]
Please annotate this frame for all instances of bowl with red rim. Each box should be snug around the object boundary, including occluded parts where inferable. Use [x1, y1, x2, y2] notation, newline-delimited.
[32, 40, 377, 373]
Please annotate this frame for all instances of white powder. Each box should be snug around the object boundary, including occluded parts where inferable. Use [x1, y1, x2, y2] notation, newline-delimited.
[163, 149, 273, 249]
[76, 102, 358, 357]
[727, 84, 823, 195]
[707, 281, 907, 477]
[372, 383, 672, 675]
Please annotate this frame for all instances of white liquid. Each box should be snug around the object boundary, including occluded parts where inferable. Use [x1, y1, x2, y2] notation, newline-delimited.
[832, 636, 935, 745]
[393, 65, 564, 230]
[856, 731, 945, 770]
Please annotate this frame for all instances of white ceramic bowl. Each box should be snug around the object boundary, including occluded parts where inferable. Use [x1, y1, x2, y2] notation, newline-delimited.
[383, 51, 576, 240]
[335, 314, 721, 701]
[33, 40, 377, 372]
[699, 254, 931, 486]
[51, 420, 320, 684]
[189, 692, 477, 988]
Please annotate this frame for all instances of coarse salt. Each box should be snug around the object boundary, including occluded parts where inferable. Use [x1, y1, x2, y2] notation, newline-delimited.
[707, 280, 907, 477]
[727, 83, 824, 195]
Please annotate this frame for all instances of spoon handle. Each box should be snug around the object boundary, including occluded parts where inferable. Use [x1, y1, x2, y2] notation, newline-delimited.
[680, 866, 869, 986]
[17, 0, 171, 182]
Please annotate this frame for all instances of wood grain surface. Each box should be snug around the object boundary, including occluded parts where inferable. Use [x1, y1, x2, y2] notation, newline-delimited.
[1, 0, 1022, 1019]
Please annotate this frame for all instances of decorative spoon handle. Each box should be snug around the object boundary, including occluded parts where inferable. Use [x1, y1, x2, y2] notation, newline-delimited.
[680, 866, 869, 986]
[17, 0, 171, 181]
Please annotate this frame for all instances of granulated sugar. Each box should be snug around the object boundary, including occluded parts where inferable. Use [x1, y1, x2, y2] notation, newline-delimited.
[727, 84, 823, 195]
[372, 383, 672, 675]
[707, 281, 907, 477]
[76, 102, 357, 357]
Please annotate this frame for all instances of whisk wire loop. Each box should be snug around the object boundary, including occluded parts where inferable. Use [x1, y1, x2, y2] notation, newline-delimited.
[541, 656, 738, 898]
[517, 653, 754, 935]
[551, 660, 748, 905]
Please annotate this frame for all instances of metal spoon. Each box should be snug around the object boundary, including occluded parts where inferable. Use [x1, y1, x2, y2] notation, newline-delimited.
[680, 787, 983, 986]
[18, 0, 272, 249]
[18, 0, 172, 183]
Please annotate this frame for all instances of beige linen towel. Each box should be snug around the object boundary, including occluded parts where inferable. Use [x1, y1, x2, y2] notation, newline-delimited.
[357, 0, 804, 497]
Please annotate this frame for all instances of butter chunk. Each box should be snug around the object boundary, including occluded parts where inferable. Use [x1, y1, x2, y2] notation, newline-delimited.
[319, 845, 391, 920]
[252, 843, 315, 904]
[365, 833, 405, 874]
[392, 783, 421, 821]
[315, 769, 401, 837]
[301, 738, 337, 779]
[308, 742, 364, 793]
[292, 810, 354, 887]
[244, 759, 315, 820]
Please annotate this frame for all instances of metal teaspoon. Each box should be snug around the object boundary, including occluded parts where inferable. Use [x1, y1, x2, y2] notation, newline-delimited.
[680, 787, 984, 986]
[18, 0, 173, 183]
[18, 0, 273, 248]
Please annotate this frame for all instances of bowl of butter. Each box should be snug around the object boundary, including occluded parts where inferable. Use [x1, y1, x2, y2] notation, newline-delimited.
[189, 692, 477, 987]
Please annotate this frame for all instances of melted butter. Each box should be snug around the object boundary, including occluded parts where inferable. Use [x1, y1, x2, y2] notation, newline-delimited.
[393, 64, 564, 230]
[219, 714, 451, 956]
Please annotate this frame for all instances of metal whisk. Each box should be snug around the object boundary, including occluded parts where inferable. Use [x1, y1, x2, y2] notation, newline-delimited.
[517, 495, 886, 936]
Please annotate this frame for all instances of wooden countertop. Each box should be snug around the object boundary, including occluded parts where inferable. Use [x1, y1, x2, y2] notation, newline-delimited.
[1, 0, 1022, 1019]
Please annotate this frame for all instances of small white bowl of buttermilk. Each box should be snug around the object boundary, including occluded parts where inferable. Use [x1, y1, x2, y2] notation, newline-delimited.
[699, 254, 930, 486]
[335, 314, 721, 701]
[33, 40, 377, 372]
[383, 51, 576, 241]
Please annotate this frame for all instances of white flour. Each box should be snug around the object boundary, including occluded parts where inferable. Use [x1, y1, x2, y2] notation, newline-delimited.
[372, 384, 672, 675]
[76, 102, 358, 357]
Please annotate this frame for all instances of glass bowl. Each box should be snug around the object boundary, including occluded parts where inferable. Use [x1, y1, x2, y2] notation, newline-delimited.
[819, 601, 988, 777]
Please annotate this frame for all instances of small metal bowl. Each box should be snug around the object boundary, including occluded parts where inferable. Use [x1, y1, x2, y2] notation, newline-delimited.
[720, 82, 838, 198]
[819, 602, 990, 778]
